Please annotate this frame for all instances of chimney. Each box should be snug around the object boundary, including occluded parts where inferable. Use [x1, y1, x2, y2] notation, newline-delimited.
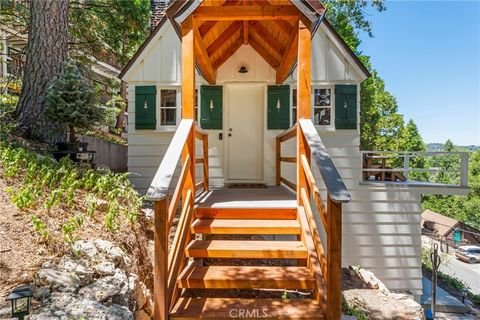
[150, 0, 169, 32]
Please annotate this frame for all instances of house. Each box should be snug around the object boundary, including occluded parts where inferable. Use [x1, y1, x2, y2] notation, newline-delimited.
[120, 1, 469, 318]
[422, 209, 480, 246]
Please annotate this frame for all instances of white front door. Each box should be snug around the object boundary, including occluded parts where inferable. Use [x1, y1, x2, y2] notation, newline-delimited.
[226, 84, 264, 182]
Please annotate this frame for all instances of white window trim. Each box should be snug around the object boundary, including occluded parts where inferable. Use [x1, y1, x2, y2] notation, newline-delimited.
[290, 84, 336, 130]
[312, 85, 335, 130]
[155, 86, 181, 131]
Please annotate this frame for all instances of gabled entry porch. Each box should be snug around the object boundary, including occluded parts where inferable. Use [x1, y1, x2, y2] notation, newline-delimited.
[146, 1, 350, 319]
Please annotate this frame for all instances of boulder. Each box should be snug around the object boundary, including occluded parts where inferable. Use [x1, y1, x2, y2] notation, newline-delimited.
[72, 240, 98, 258]
[31, 285, 51, 301]
[94, 261, 116, 276]
[93, 239, 131, 268]
[36, 269, 81, 292]
[31, 293, 107, 320]
[57, 256, 94, 285]
[106, 304, 134, 320]
[79, 270, 128, 302]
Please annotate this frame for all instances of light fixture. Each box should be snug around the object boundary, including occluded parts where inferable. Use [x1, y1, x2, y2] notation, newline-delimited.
[276, 98, 281, 111]
[238, 66, 248, 73]
[209, 99, 214, 112]
[6, 286, 33, 320]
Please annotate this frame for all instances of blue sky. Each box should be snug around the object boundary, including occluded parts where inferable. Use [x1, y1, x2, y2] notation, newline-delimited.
[358, 0, 480, 146]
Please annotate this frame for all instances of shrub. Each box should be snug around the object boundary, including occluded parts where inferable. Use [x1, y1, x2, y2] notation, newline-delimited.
[44, 59, 104, 142]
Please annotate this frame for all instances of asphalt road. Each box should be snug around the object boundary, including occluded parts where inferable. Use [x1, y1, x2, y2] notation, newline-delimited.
[439, 254, 480, 295]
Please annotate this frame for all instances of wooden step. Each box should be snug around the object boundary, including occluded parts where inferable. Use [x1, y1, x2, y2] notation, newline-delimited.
[170, 297, 325, 319]
[186, 240, 308, 259]
[178, 265, 315, 289]
[195, 207, 297, 220]
[191, 219, 301, 234]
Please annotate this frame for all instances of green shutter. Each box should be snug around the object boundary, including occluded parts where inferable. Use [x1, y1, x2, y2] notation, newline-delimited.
[135, 86, 157, 130]
[200, 85, 223, 129]
[267, 85, 290, 130]
[335, 84, 357, 129]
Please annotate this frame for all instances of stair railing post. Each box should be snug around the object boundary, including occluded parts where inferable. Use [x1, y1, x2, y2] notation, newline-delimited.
[276, 137, 281, 185]
[153, 196, 169, 320]
[327, 194, 342, 320]
[203, 134, 209, 191]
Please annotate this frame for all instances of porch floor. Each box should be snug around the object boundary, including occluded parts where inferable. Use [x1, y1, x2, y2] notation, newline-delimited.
[195, 186, 296, 209]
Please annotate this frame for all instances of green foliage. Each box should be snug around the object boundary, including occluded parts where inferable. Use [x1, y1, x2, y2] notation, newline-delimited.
[0, 138, 143, 246]
[0, 93, 18, 134]
[341, 296, 368, 320]
[423, 147, 480, 230]
[45, 59, 104, 142]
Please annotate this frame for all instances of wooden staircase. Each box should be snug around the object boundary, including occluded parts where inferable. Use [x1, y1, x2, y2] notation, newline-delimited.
[146, 119, 350, 319]
[171, 206, 324, 319]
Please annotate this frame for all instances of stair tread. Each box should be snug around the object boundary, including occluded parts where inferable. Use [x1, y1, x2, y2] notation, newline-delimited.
[170, 297, 324, 319]
[186, 240, 308, 259]
[178, 265, 315, 289]
[195, 207, 297, 220]
[191, 219, 301, 234]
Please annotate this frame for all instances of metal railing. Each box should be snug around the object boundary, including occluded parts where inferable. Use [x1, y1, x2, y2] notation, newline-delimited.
[361, 151, 469, 187]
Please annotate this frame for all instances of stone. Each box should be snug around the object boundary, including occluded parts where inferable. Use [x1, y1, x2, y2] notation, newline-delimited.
[31, 293, 107, 320]
[72, 240, 98, 258]
[95, 261, 116, 276]
[58, 256, 94, 285]
[36, 268, 81, 292]
[32, 285, 51, 301]
[79, 270, 128, 302]
[106, 304, 134, 320]
[93, 239, 131, 268]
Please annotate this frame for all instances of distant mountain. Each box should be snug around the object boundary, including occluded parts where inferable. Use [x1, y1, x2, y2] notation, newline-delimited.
[427, 143, 479, 152]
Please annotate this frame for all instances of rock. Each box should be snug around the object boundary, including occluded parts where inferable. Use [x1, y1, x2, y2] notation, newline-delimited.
[106, 304, 134, 320]
[79, 270, 128, 302]
[72, 240, 98, 258]
[357, 267, 389, 294]
[0, 306, 11, 317]
[94, 239, 131, 268]
[32, 285, 51, 301]
[36, 268, 81, 292]
[131, 274, 151, 312]
[31, 293, 107, 320]
[58, 256, 94, 285]
[95, 261, 116, 276]
[96, 199, 109, 212]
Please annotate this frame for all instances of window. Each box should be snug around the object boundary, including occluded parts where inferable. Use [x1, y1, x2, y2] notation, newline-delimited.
[160, 89, 177, 126]
[313, 88, 332, 126]
[292, 88, 297, 125]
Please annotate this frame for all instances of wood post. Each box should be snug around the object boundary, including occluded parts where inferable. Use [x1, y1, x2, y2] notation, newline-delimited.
[153, 197, 169, 320]
[276, 137, 281, 185]
[327, 194, 342, 320]
[182, 18, 196, 204]
[296, 21, 311, 203]
[202, 135, 209, 191]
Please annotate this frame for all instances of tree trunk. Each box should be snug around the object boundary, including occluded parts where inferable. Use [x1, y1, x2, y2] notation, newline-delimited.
[15, 0, 69, 143]
[115, 80, 127, 131]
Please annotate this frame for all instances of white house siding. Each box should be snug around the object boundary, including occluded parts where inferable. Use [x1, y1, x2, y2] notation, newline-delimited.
[123, 20, 423, 297]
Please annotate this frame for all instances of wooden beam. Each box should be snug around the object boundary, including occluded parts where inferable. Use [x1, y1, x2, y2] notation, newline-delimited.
[327, 194, 343, 320]
[198, 0, 240, 37]
[252, 0, 294, 34]
[194, 5, 299, 21]
[212, 36, 243, 70]
[276, 19, 298, 84]
[249, 37, 279, 70]
[206, 21, 242, 57]
[192, 19, 216, 84]
[296, 21, 311, 120]
[243, 21, 249, 45]
[250, 21, 285, 57]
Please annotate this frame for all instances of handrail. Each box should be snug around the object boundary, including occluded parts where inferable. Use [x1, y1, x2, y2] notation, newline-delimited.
[146, 119, 194, 201]
[148, 119, 209, 319]
[298, 119, 351, 203]
[277, 122, 297, 141]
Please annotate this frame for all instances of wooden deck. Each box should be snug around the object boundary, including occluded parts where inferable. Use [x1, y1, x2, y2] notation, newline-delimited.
[195, 186, 296, 209]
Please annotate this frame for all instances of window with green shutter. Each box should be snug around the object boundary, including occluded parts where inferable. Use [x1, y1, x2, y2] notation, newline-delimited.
[267, 85, 290, 130]
[135, 86, 156, 130]
[335, 84, 357, 130]
[200, 85, 222, 129]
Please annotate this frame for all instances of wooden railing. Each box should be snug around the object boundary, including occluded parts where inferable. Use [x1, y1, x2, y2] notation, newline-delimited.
[146, 119, 209, 320]
[276, 119, 350, 319]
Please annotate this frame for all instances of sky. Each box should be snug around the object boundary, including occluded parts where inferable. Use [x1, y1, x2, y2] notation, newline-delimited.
[358, 0, 480, 146]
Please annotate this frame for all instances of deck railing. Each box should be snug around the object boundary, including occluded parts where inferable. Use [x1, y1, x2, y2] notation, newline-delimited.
[146, 119, 208, 320]
[276, 119, 350, 319]
[361, 150, 469, 187]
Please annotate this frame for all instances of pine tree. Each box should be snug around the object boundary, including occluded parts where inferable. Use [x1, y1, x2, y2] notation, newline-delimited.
[44, 60, 104, 142]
